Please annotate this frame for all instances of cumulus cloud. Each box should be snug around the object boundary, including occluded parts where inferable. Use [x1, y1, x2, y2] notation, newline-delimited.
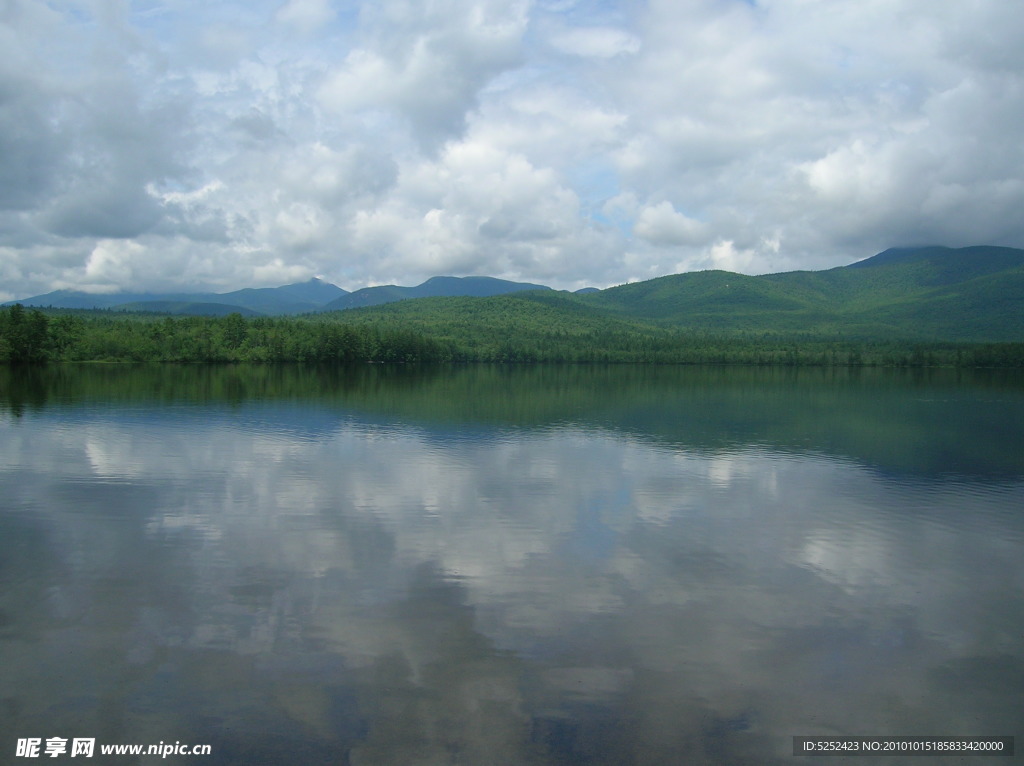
[344, 140, 619, 286]
[633, 201, 708, 247]
[318, 0, 528, 151]
[2, 0, 1024, 296]
[275, 0, 335, 35]
[548, 26, 641, 58]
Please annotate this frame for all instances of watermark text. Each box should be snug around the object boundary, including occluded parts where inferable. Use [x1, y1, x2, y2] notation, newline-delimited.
[16, 738, 211, 759]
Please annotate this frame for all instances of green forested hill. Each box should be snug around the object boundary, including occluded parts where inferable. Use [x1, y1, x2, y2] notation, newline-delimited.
[324, 245, 1024, 343]
[2, 246, 1023, 365]
[112, 301, 264, 317]
[574, 245, 1024, 340]
[321, 275, 553, 311]
[309, 244, 1024, 362]
[578, 270, 831, 331]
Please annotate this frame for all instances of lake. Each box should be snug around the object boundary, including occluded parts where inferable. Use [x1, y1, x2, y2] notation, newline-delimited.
[1, 364, 1022, 764]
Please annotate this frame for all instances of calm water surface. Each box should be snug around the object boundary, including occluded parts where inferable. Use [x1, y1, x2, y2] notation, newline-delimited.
[1, 365, 1022, 764]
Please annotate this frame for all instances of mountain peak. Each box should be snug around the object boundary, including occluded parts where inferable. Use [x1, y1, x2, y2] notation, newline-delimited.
[321, 275, 553, 312]
[848, 245, 1024, 269]
[848, 245, 950, 268]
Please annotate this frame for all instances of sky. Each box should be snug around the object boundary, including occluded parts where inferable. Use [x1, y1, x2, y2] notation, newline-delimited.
[2, 0, 1023, 298]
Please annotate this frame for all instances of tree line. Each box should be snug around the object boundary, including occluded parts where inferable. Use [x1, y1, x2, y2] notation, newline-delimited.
[2, 304, 1023, 367]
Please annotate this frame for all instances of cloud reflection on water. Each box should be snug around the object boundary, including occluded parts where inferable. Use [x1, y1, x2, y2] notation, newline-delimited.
[1, 368, 1022, 764]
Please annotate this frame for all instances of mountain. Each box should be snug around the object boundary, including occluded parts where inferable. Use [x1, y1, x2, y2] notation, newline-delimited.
[111, 301, 265, 317]
[4, 289, 165, 311]
[7, 245, 1023, 341]
[7, 275, 555, 315]
[557, 245, 1024, 340]
[846, 245, 1024, 276]
[330, 245, 1024, 343]
[321, 276, 552, 311]
[7, 278, 348, 316]
[215, 278, 349, 314]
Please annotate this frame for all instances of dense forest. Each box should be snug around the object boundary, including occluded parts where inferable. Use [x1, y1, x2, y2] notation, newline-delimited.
[5, 245, 1023, 366]
[2, 303, 1023, 367]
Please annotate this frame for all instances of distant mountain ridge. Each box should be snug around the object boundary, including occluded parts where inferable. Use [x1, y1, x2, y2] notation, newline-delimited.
[8, 278, 349, 316]
[321, 276, 553, 311]
[848, 245, 1024, 271]
[7, 275, 562, 316]
[574, 244, 1024, 340]
[6, 245, 1024, 341]
[330, 245, 1024, 343]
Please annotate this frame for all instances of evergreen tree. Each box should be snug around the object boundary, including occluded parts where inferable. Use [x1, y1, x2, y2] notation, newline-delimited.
[0, 305, 50, 363]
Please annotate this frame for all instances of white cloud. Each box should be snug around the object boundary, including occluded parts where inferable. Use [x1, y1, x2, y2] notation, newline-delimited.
[549, 26, 641, 58]
[706, 240, 756, 274]
[343, 139, 617, 286]
[318, 0, 528, 151]
[634, 202, 708, 247]
[2, 0, 1024, 296]
[275, 0, 335, 35]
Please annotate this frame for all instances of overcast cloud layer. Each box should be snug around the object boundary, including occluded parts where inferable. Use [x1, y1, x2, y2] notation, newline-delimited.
[2, 0, 1023, 299]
